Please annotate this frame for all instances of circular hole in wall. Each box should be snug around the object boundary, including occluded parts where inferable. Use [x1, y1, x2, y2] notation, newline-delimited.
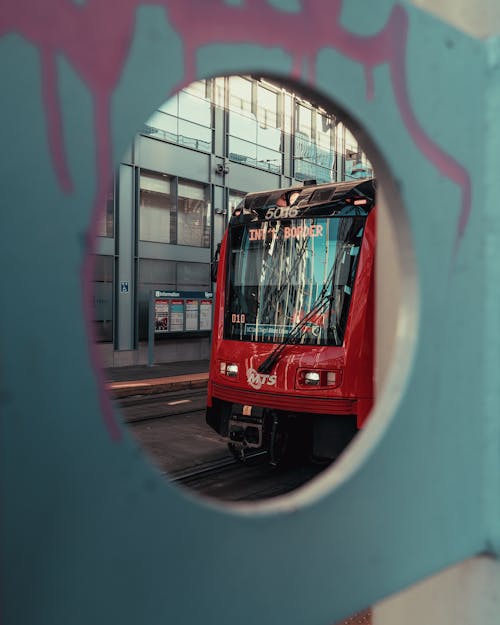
[94, 74, 414, 507]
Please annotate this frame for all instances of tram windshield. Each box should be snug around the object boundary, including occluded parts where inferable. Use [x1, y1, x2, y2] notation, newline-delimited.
[225, 215, 366, 345]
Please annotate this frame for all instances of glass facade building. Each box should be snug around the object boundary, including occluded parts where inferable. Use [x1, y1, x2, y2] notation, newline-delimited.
[92, 76, 372, 366]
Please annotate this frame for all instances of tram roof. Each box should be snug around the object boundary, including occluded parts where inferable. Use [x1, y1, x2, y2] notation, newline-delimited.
[233, 177, 376, 222]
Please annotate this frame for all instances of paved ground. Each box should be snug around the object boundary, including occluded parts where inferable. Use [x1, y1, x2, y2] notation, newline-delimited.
[105, 359, 210, 382]
[105, 360, 210, 398]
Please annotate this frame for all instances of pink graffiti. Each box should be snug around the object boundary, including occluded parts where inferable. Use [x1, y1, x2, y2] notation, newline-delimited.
[0, 0, 471, 439]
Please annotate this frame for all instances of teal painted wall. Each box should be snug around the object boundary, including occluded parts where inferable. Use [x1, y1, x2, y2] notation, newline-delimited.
[1, 2, 499, 623]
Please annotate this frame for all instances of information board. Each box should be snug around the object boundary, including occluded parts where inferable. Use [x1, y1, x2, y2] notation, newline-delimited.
[152, 290, 213, 333]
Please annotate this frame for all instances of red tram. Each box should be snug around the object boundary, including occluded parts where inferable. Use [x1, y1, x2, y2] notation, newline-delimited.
[206, 178, 376, 465]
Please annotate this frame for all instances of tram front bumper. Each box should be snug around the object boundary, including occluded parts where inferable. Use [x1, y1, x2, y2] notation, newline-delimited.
[206, 398, 264, 448]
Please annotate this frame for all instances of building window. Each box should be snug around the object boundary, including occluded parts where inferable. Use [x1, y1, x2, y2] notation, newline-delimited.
[96, 183, 114, 237]
[140, 173, 211, 248]
[344, 127, 364, 180]
[297, 103, 312, 139]
[228, 78, 282, 173]
[315, 111, 335, 180]
[336, 123, 345, 181]
[183, 80, 210, 100]
[139, 172, 174, 244]
[294, 104, 335, 184]
[294, 104, 316, 181]
[177, 262, 210, 290]
[228, 76, 252, 113]
[177, 89, 212, 150]
[143, 80, 212, 152]
[228, 189, 246, 217]
[177, 180, 211, 248]
[345, 127, 358, 157]
[92, 255, 113, 342]
[256, 84, 278, 128]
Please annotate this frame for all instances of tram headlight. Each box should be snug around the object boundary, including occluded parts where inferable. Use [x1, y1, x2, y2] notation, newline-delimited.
[304, 371, 321, 385]
[226, 363, 239, 377]
[219, 361, 239, 378]
[296, 369, 342, 389]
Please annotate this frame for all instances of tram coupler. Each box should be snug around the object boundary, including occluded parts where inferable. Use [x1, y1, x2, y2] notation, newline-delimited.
[228, 407, 264, 449]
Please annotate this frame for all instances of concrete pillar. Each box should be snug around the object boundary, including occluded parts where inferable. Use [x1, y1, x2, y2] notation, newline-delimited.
[373, 2, 500, 620]
[375, 190, 500, 620]
[115, 163, 136, 351]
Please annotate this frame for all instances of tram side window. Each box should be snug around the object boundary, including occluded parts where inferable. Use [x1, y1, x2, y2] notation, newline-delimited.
[330, 225, 364, 343]
[228, 245, 260, 320]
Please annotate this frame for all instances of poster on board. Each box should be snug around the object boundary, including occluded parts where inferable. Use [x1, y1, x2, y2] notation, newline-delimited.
[200, 299, 212, 330]
[185, 299, 199, 331]
[170, 299, 185, 331]
[154, 299, 169, 333]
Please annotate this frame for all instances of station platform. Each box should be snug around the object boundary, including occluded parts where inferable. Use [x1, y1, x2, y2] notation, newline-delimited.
[105, 360, 210, 399]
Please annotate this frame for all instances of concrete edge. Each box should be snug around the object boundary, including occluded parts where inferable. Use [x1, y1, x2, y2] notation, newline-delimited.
[107, 378, 208, 399]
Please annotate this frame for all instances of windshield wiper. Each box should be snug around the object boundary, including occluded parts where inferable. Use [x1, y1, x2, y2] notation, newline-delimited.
[257, 224, 311, 324]
[257, 294, 332, 373]
[257, 260, 337, 374]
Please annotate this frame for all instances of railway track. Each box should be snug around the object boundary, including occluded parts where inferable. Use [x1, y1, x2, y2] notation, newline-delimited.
[118, 389, 207, 424]
[170, 452, 325, 501]
[170, 451, 267, 484]
[121, 390, 329, 501]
